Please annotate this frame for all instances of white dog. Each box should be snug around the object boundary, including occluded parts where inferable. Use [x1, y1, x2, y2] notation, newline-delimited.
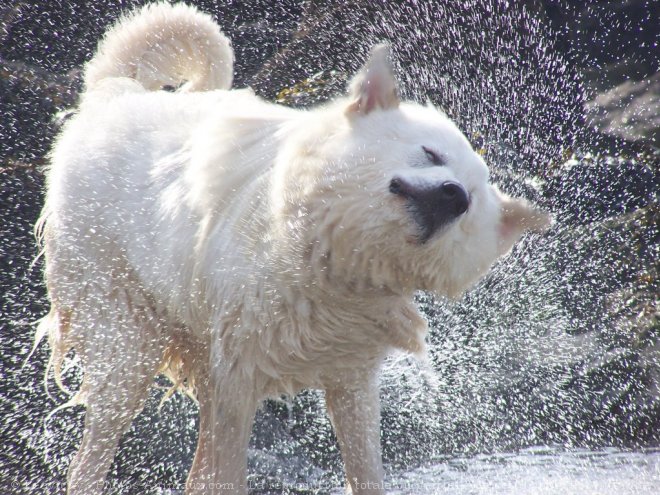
[36, 3, 550, 494]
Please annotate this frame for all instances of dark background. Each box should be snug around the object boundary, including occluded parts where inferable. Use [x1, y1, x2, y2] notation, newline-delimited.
[1, 1, 658, 493]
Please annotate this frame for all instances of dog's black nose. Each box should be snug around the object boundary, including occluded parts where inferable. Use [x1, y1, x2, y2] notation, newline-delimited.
[437, 182, 469, 215]
[390, 177, 469, 242]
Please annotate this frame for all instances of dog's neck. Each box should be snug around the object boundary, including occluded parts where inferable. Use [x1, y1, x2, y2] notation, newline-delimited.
[281, 275, 429, 357]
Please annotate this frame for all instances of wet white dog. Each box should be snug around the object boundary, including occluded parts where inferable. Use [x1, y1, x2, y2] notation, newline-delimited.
[37, 3, 550, 494]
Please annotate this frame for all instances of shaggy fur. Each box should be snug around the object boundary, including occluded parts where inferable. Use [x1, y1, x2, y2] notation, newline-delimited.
[36, 3, 551, 494]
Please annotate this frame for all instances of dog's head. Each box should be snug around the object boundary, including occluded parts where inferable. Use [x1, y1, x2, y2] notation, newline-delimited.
[273, 45, 551, 297]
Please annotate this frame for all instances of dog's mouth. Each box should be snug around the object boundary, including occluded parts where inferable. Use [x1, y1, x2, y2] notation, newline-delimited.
[412, 206, 468, 244]
[390, 177, 470, 244]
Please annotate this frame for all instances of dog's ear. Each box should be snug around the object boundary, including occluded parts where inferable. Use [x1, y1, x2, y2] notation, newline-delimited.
[497, 193, 552, 255]
[346, 44, 400, 116]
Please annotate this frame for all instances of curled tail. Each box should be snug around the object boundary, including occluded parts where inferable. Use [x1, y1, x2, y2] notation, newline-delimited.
[83, 2, 233, 92]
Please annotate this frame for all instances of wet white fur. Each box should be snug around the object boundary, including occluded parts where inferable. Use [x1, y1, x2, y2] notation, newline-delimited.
[36, 3, 550, 494]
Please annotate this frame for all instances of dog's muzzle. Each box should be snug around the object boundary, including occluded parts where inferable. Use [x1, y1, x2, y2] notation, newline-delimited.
[390, 176, 470, 243]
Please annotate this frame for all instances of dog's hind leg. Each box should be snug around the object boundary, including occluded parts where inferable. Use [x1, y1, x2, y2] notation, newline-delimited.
[325, 371, 385, 495]
[65, 279, 166, 495]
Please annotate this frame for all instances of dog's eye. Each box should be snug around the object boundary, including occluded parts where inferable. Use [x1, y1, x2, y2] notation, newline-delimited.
[422, 146, 444, 166]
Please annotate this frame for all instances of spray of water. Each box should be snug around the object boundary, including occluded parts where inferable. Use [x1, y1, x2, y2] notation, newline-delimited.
[1, 1, 657, 493]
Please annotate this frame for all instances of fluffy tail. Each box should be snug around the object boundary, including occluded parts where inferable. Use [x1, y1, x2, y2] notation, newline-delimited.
[83, 2, 233, 92]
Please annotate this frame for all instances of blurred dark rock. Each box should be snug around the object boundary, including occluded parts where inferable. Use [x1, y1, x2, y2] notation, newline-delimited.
[585, 73, 660, 144]
[0, 57, 80, 161]
[541, 0, 658, 89]
[544, 150, 659, 224]
[540, 0, 659, 146]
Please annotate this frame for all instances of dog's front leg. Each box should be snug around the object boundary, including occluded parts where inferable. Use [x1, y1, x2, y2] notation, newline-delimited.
[187, 365, 257, 495]
[326, 373, 385, 495]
